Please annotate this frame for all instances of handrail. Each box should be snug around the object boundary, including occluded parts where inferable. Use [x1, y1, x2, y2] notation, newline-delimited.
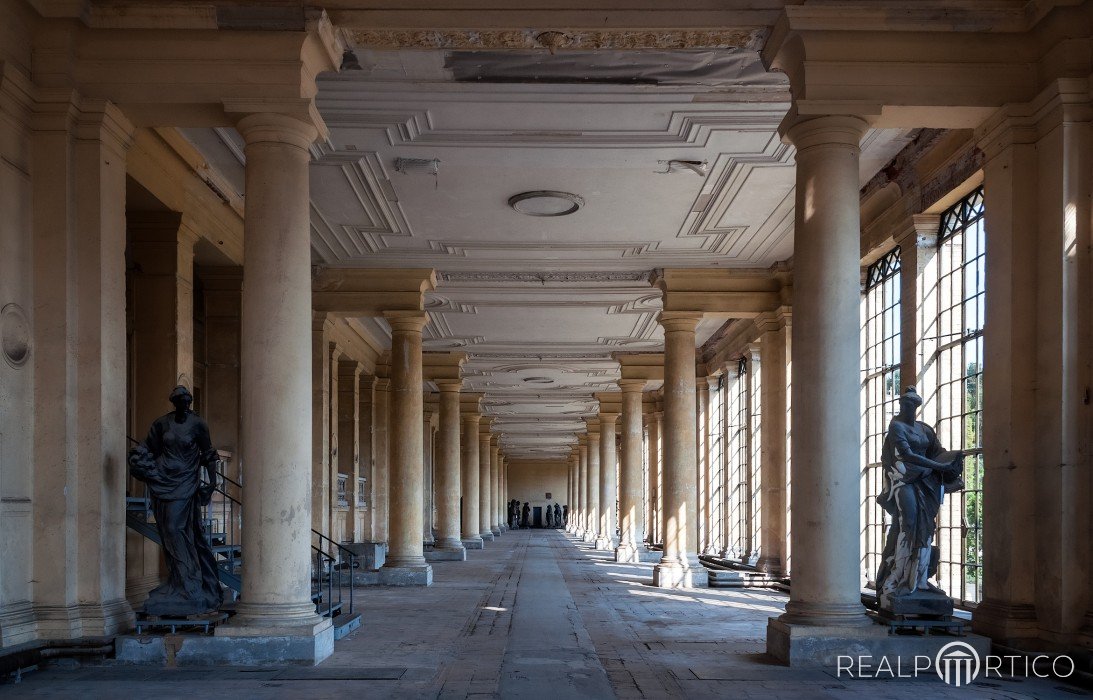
[209, 466, 355, 620]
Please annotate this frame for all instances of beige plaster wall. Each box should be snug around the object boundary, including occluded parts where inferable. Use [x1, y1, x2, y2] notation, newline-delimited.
[506, 460, 569, 514]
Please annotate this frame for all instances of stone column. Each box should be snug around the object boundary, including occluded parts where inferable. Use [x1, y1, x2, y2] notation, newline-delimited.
[572, 450, 581, 533]
[327, 343, 343, 541]
[767, 116, 872, 662]
[434, 380, 466, 559]
[616, 380, 645, 562]
[576, 436, 589, 538]
[422, 402, 436, 547]
[696, 376, 712, 554]
[499, 453, 507, 531]
[31, 100, 135, 638]
[337, 360, 363, 546]
[584, 422, 601, 544]
[596, 411, 619, 551]
[382, 311, 432, 585]
[645, 411, 661, 546]
[372, 376, 390, 546]
[461, 409, 484, 549]
[310, 315, 334, 537]
[478, 424, 495, 541]
[755, 311, 790, 575]
[653, 312, 703, 589]
[224, 113, 328, 648]
[490, 440, 502, 536]
[354, 375, 374, 543]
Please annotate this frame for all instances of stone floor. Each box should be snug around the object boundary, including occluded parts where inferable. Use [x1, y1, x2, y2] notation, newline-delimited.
[7, 530, 1089, 699]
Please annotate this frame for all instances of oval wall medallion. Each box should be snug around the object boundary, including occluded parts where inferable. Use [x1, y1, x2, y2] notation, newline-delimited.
[1, 303, 30, 368]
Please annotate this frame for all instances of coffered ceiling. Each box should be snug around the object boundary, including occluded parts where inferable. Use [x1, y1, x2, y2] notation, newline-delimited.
[182, 47, 913, 459]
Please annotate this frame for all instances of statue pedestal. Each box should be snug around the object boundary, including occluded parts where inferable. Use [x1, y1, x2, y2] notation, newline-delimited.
[880, 590, 954, 617]
[766, 616, 990, 668]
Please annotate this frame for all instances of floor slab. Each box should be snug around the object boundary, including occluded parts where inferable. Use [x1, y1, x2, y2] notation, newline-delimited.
[4, 530, 1087, 699]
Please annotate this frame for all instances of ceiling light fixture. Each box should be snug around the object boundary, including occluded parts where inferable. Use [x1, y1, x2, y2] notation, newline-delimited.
[508, 190, 583, 217]
[522, 377, 553, 384]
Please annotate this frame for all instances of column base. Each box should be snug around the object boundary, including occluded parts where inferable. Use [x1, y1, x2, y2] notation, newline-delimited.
[614, 543, 638, 563]
[462, 536, 485, 550]
[574, 528, 585, 539]
[971, 598, 1040, 647]
[652, 561, 693, 589]
[480, 530, 495, 542]
[582, 531, 596, 544]
[490, 527, 501, 537]
[191, 616, 334, 666]
[344, 541, 386, 570]
[653, 553, 708, 588]
[379, 564, 434, 586]
[32, 599, 135, 640]
[424, 546, 467, 562]
[594, 536, 614, 551]
[765, 616, 990, 668]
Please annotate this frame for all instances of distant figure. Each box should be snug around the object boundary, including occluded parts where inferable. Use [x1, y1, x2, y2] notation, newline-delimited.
[562, 505, 569, 527]
[521, 502, 530, 529]
[545, 505, 554, 528]
[510, 499, 520, 529]
[553, 503, 562, 528]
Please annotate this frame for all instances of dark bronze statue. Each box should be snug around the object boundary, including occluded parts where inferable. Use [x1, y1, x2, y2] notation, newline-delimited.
[545, 504, 554, 527]
[129, 385, 223, 616]
[521, 502, 530, 529]
[876, 387, 964, 613]
[553, 503, 562, 528]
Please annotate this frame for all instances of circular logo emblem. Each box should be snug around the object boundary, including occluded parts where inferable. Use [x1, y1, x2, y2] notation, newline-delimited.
[935, 641, 981, 687]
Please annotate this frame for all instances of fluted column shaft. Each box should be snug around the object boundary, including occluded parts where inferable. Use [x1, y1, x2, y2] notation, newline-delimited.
[780, 115, 870, 626]
[617, 381, 645, 562]
[653, 312, 702, 589]
[384, 311, 429, 572]
[435, 381, 464, 552]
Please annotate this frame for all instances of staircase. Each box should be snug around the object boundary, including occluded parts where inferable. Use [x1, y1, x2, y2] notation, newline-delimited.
[125, 468, 361, 640]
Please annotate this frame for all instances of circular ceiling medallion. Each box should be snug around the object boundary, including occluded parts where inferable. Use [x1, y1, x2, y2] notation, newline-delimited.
[508, 190, 584, 217]
[1, 303, 30, 368]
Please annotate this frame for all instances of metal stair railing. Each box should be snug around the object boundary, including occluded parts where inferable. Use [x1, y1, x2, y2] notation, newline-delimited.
[125, 462, 357, 624]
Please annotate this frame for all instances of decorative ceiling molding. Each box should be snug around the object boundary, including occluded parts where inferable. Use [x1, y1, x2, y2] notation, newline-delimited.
[438, 271, 652, 284]
[344, 29, 769, 52]
[315, 102, 789, 150]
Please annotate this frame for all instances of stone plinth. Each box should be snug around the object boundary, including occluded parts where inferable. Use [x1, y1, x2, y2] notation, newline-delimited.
[344, 541, 386, 570]
[117, 623, 334, 666]
[353, 565, 434, 586]
[425, 547, 467, 562]
[766, 617, 990, 668]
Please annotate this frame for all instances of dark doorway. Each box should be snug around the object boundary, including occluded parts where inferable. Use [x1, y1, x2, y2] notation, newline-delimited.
[533, 507, 542, 528]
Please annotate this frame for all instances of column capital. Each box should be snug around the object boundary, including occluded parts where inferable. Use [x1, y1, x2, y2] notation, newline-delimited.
[618, 378, 646, 394]
[236, 112, 319, 150]
[598, 412, 619, 425]
[782, 114, 869, 152]
[657, 311, 703, 333]
[578, 434, 588, 446]
[383, 310, 429, 333]
[461, 411, 481, 426]
[435, 378, 462, 392]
